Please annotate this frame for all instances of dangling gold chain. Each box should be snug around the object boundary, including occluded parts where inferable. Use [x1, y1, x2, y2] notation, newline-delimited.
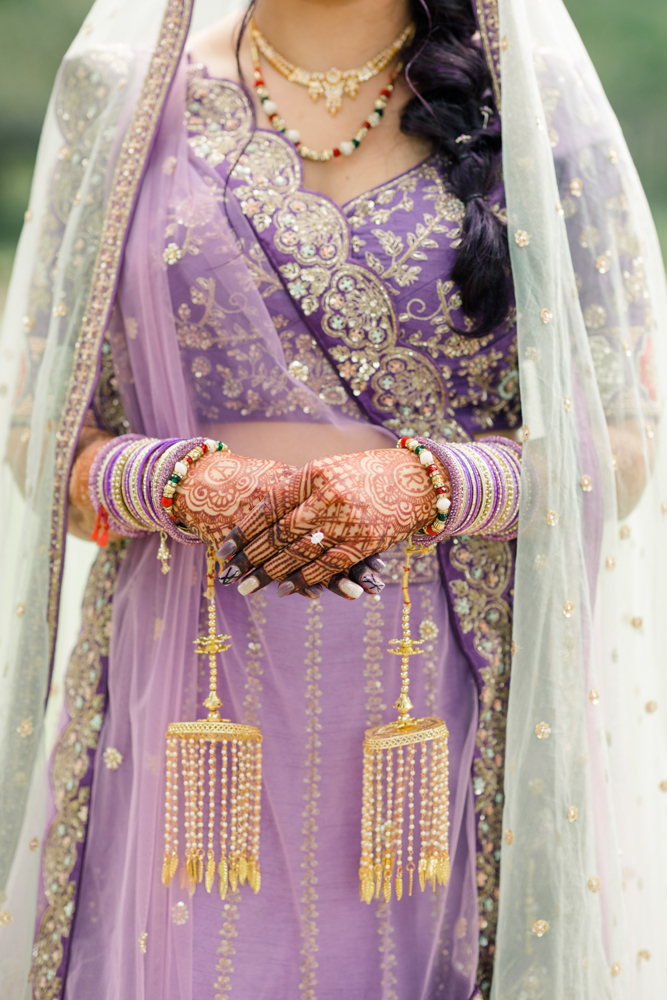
[249, 18, 414, 116]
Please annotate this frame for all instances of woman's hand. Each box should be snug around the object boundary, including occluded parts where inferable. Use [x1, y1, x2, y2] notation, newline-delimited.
[173, 452, 297, 547]
[217, 449, 444, 598]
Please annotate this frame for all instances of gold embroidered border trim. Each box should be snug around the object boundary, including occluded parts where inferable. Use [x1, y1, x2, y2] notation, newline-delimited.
[475, 0, 502, 113]
[47, 0, 194, 662]
[32, 542, 127, 999]
[300, 600, 323, 1000]
[447, 535, 512, 998]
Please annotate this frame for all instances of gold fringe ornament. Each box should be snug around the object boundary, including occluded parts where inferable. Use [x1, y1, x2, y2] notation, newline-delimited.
[359, 543, 450, 903]
[162, 545, 262, 897]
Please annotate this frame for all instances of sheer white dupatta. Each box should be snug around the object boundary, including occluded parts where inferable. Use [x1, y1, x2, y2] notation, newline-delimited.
[495, 0, 667, 996]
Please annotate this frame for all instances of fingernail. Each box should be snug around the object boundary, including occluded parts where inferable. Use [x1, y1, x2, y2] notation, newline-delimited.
[238, 575, 259, 596]
[304, 585, 323, 599]
[339, 578, 363, 599]
[277, 581, 296, 597]
[366, 555, 386, 572]
[219, 564, 241, 585]
[361, 571, 385, 594]
[217, 538, 237, 561]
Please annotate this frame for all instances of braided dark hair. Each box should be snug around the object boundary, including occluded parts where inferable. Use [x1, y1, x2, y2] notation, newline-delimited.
[401, 0, 510, 335]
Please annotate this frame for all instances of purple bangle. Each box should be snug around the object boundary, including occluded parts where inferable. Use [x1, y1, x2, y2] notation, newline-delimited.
[474, 444, 507, 533]
[151, 437, 207, 544]
[412, 436, 522, 542]
[122, 439, 158, 527]
[467, 443, 504, 534]
[481, 442, 521, 540]
[453, 449, 483, 534]
[139, 438, 180, 529]
[88, 434, 144, 517]
[102, 438, 149, 537]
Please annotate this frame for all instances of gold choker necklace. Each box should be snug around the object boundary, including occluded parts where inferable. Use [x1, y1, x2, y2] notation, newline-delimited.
[249, 18, 414, 116]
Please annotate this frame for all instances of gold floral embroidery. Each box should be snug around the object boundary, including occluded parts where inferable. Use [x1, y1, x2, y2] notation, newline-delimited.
[275, 324, 360, 418]
[346, 162, 465, 291]
[448, 536, 512, 998]
[185, 69, 519, 441]
[32, 542, 127, 999]
[300, 600, 323, 1000]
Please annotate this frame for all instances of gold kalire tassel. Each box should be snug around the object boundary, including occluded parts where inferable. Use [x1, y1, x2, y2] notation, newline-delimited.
[359, 543, 450, 903]
[162, 545, 263, 898]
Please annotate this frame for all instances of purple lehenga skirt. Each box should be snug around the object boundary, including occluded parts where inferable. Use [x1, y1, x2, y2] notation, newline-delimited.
[60, 537, 480, 1000]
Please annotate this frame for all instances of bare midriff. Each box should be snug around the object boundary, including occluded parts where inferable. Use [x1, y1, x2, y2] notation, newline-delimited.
[200, 421, 396, 467]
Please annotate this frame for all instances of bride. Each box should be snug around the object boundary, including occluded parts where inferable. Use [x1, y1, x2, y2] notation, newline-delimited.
[1, 0, 666, 997]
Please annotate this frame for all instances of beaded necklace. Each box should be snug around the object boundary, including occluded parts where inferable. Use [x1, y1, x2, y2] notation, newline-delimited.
[250, 36, 401, 162]
[249, 18, 414, 116]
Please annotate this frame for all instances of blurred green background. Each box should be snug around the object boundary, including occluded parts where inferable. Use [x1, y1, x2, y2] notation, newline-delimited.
[0, 0, 666, 311]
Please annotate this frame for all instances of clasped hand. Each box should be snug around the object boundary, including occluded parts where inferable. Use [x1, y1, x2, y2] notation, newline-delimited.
[179, 449, 439, 601]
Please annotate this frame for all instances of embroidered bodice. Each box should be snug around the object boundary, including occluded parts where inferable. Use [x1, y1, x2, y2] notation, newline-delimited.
[162, 63, 520, 442]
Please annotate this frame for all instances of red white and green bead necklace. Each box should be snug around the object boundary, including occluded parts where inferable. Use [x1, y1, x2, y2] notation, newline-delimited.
[249, 35, 401, 162]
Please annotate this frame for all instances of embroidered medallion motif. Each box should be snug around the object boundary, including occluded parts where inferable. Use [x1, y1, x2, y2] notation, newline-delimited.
[32, 542, 127, 999]
[183, 67, 520, 443]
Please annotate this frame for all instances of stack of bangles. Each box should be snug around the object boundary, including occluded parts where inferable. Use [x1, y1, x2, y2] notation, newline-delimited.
[88, 434, 229, 573]
[397, 435, 522, 545]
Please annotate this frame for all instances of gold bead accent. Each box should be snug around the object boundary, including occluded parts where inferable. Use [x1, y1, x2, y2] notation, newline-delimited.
[588, 876, 601, 892]
[504, 830, 514, 844]
[619, 525, 630, 540]
[532, 920, 549, 937]
[638, 950, 650, 961]
[29, 837, 39, 852]
[138, 932, 147, 954]
[0, 912, 12, 927]
[645, 701, 657, 714]
[514, 230, 530, 247]
[546, 510, 558, 526]
[589, 690, 599, 705]
[563, 601, 574, 618]
[564, 396, 572, 411]
[606, 556, 615, 570]
[540, 308, 553, 324]
[567, 806, 578, 822]
[580, 475, 592, 492]
[17, 719, 32, 738]
[522, 425, 530, 442]
[535, 721, 551, 740]
[16, 604, 25, 617]
[660, 781, 667, 792]
[570, 177, 583, 197]
[631, 617, 643, 629]
[611, 962, 621, 977]
[596, 254, 610, 274]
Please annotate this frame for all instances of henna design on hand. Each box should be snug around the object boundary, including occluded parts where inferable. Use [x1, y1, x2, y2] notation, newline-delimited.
[172, 452, 297, 548]
[220, 449, 447, 595]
